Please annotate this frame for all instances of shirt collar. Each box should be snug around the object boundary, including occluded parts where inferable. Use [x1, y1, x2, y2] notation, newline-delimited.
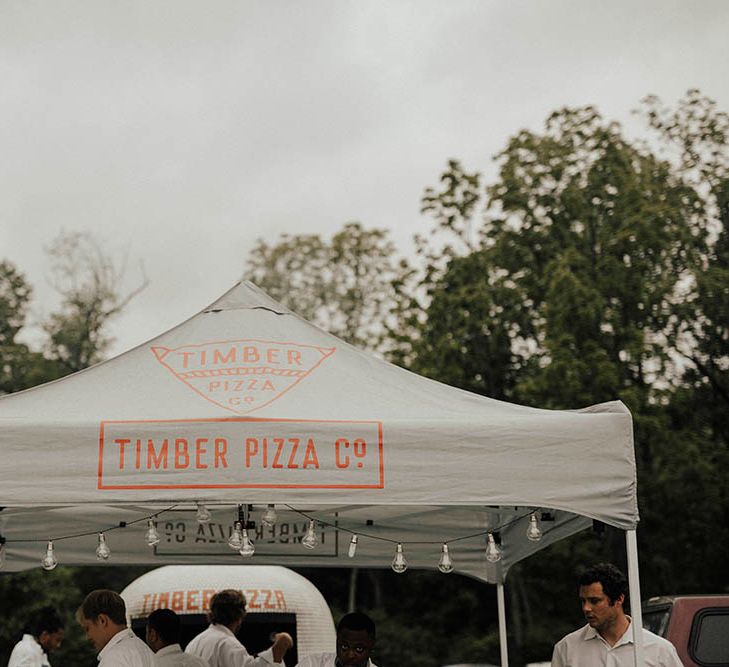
[211, 624, 236, 638]
[156, 644, 183, 657]
[582, 618, 634, 647]
[22, 635, 45, 656]
[98, 628, 134, 661]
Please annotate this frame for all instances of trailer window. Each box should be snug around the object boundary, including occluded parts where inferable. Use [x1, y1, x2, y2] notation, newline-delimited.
[690, 609, 729, 666]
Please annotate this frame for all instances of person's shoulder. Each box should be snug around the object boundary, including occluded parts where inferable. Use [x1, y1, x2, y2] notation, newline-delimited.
[641, 627, 680, 651]
[555, 623, 591, 646]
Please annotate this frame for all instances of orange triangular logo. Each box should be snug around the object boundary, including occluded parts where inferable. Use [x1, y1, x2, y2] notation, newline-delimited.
[151, 339, 335, 414]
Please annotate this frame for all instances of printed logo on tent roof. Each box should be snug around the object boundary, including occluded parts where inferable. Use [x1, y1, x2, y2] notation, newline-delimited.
[151, 339, 335, 414]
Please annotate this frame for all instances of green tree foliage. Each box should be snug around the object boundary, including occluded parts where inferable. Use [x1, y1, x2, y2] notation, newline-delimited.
[244, 222, 400, 351]
[0, 260, 57, 394]
[396, 91, 729, 662]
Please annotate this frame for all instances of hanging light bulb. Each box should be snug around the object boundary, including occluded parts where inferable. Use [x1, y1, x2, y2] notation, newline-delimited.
[348, 535, 358, 558]
[238, 528, 255, 557]
[228, 521, 243, 550]
[41, 540, 58, 571]
[438, 543, 454, 573]
[262, 504, 277, 527]
[145, 519, 161, 547]
[526, 513, 543, 542]
[95, 533, 111, 561]
[196, 503, 212, 524]
[302, 520, 319, 549]
[485, 533, 502, 563]
[391, 543, 408, 573]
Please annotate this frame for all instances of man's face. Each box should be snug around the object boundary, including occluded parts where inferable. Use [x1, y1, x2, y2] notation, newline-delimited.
[80, 616, 112, 651]
[39, 629, 64, 652]
[579, 582, 623, 633]
[336, 628, 374, 667]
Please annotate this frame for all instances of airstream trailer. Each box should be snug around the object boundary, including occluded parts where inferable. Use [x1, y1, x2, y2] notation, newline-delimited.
[121, 565, 336, 666]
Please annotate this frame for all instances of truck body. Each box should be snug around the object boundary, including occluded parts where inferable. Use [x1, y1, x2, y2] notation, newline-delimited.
[642, 595, 729, 667]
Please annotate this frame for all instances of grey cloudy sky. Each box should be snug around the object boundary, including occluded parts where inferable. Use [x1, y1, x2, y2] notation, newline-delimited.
[2, 0, 728, 356]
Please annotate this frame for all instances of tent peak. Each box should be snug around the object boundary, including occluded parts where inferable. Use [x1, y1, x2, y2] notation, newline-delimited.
[204, 281, 292, 316]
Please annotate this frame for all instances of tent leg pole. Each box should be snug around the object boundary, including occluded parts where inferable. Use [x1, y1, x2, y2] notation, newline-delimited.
[497, 582, 509, 667]
[626, 529, 645, 667]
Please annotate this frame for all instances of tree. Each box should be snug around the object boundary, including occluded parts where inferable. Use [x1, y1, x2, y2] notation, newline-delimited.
[42, 231, 148, 373]
[396, 92, 729, 662]
[244, 222, 401, 352]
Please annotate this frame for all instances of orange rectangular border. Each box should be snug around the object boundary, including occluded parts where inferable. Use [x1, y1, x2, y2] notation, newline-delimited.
[98, 416, 384, 490]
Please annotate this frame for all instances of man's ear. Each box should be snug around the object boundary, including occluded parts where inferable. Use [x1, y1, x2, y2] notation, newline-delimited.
[615, 593, 625, 608]
[97, 613, 112, 628]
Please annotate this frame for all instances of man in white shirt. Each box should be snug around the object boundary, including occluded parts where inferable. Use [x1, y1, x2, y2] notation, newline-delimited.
[185, 589, 293, 667]
[296, 612, 377, 667]
[8, 606, 65, 667]
[77, 589, 155, 667]
[551, 562, 684, 667]
[146, 608, 209, 667]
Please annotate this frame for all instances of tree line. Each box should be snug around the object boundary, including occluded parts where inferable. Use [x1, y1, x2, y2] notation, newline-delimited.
[1, 90, 727, 666]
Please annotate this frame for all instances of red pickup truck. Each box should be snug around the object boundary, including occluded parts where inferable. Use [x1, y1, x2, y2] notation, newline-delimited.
[642, 595, 729, 667]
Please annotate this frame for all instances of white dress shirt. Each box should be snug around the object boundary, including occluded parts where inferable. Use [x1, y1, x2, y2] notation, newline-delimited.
[184, 624, 280, 667]
[8, 634, 51, 667]
[296, 652, 378, 667]
[154, 643, 210, 667]
[551, 621, 684, 667]
[98, 628, 156, 667]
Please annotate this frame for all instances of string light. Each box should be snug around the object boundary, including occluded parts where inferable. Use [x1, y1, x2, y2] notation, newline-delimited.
[348, 534, 358, 558]
[262, 504, 277, 527]
[438, 543, 454, 573]
[196, 503, 212, 524]
[145, 519, 161, 547]
[41, 540, 58, 570]
[238, 528, 255, 557]
[391, 543, 408, 573]
[228, 521, 243, 550]
[485, 533, 502, 563]
[526, 513, 543, 541]
[16, 503, 545, 573]
[95, 533, 111, 561]
[302, 520, 318, 549]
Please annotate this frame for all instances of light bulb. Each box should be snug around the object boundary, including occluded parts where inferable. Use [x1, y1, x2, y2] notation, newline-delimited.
[238, 529, 255, 557]
[348, 535, 358, 558]
[145, 519, 161, 547]
[302, 520, 318, 549]
[438, 543, 454, 573]
[196, 503, 212, 524]
[0, 542, 6, 570]
[262, 504, 277, 527]
[526, 513, 543, 542]
[228, 522, 243, 550]
[95, 533, 111, 561]
[485, 533, 502, 563]
[41, 540, 58, 571]
[391, 543, 408, 573]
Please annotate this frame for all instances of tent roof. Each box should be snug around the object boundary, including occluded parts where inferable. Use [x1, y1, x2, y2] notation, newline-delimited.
[0, 281, 637, 580]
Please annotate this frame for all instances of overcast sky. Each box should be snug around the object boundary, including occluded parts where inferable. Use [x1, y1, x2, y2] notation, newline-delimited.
[2, 0, 728, 357]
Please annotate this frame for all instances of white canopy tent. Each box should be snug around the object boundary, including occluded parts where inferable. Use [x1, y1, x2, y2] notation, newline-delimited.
[0, 281, 644, 665]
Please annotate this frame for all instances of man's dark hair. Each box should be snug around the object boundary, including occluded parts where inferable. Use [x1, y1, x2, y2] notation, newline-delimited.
[147, 608, 180, 646]
[77, 589, 127, 626]
[209, 589, 247, 626]
[31, 606, 64, 637]
[337, 611, 376, 640]
[579, 562, 628, 605]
